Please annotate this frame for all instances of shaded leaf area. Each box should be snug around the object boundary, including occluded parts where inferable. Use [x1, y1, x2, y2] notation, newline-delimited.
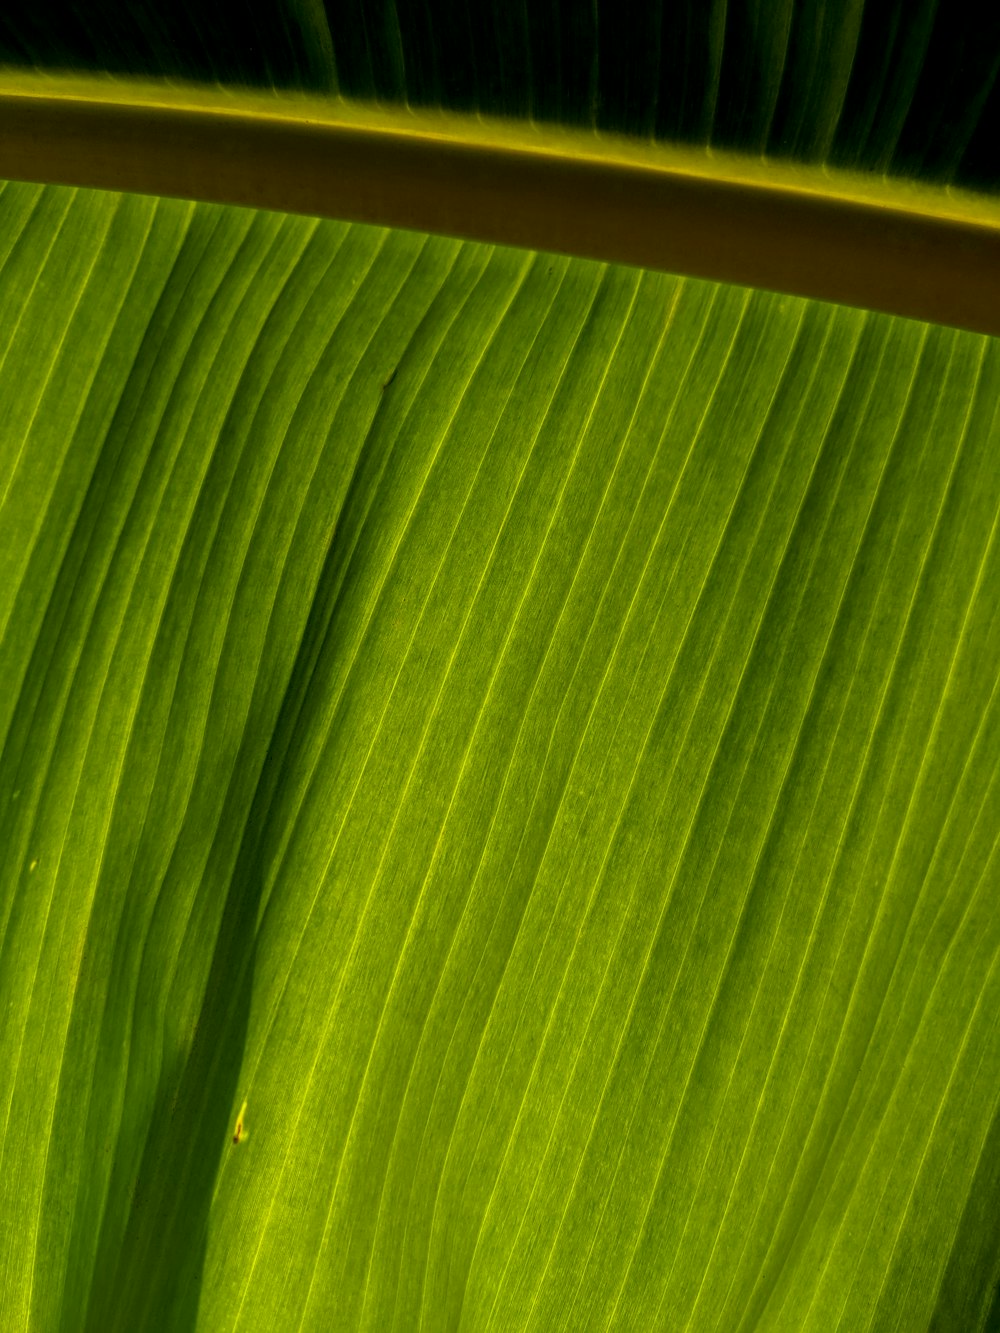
[0, 180, 999, 1331]
[2, 0, 1000, 193]
[0, 0, 337, 91]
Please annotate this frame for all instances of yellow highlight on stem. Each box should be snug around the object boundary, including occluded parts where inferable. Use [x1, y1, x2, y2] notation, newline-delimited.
[1, 71, 999, 335]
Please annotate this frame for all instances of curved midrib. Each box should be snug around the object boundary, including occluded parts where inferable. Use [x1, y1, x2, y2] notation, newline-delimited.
[2, 73, 1000, 336]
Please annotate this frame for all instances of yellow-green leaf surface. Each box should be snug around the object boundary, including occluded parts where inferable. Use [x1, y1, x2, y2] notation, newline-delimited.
[2, 0, 1000, 1329]
[1, 177, 998, 1332]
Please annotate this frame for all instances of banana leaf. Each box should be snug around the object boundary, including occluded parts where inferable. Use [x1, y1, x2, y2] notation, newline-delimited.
[0, 3, 998, 1329]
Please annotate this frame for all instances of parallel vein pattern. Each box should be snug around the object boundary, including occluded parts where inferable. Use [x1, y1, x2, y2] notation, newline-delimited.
[0, 181, 998, 1332]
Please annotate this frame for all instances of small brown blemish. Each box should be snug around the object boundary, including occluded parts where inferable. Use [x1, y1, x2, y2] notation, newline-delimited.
[232, 1099, 248, 1145]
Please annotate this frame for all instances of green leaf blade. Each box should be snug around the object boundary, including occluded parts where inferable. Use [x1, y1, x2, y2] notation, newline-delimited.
[0, 179, 998, 1331]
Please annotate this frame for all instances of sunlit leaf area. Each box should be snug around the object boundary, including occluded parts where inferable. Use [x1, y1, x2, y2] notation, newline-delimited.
[0, 2, 998, 1330]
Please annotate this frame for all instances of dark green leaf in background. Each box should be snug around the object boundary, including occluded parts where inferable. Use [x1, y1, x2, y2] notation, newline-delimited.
[2, 1, 999, 188]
